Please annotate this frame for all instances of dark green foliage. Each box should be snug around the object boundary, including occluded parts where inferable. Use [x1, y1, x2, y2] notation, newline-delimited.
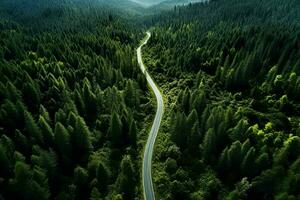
[202, 128, 217, 164]
[2, 0, 300, 199]
[116, 155, 136, 200]
[24, 110, 44, 146]
[0, 1, 149, 199]
[73, 117, 92, 164]
[96, 162, 110, 193]
[143, 0, 300, 199]
[128, 120, 137, 148]
[38, 116, 54, 148]
[9, 161, 50, 200]
[171, 112, 187, 149]
[108, 112, 123, 147]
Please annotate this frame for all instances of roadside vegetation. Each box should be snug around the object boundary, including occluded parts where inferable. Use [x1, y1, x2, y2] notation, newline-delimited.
[0, 1, 154, 199]
[144, 0, 300, 199]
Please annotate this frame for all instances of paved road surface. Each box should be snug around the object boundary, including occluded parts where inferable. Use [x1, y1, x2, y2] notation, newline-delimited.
[138, 32, 164, 200]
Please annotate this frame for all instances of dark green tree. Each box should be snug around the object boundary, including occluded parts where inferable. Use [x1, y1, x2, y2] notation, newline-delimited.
[108, 112, 123, 147]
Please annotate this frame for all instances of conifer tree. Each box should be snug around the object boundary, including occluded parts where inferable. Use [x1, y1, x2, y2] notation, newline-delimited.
[241, 147, 256, 177]
[218, 147, 230, 173]
[73, 117, 92, 164]
[23, 82, 41, 112]
[109, 112, 122, 147]
[202, 128, 217, 164]
[116, 155, 135, 200]
[74, 166, 89, 199]
[0, 145, 11, 178]
[54, 122, 71, 161]
[129, 120, 137, 148]
[24, 110, 44, 146]
[83, 80, 99, 123]
[39, 105, 51, 124]
[187, 121, 200, 154]
[171, 112, 187, 149]
[96, 162, 110, 193]
[38, 116, 54, 147]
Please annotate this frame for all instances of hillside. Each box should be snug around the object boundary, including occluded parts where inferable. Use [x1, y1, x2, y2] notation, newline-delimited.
[151, 0, 208, 10]
[0, 1, 152, 200]
[143, 0, 300, 199]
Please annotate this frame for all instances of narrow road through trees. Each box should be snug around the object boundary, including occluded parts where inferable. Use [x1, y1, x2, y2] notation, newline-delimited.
[138, 32, 164, 200]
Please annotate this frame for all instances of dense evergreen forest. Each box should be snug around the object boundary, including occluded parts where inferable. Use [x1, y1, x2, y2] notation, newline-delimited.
[1, 0, 300, 199]
[0, 1, 154, 199]
[143, 0, 300, 199]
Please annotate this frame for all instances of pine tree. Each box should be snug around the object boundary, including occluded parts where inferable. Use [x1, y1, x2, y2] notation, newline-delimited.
[124, 80, 138, 108]
[55, 108, 67, 125]
[182, 88, 190, 114]
[228, 141, 242, 173]
[0, 145, 11, 178]
[186, 109, 199, 130]
[275, 136, 300, 167]
[171, 112, 187, 150]
[128, 120, 137, 148]
[90, 187, 102, 200]
[73, 117, 92, 164]
[31, 167, 50, 200]
[22, 82, 41, 112]
[218, 147, 230, 174]
[241, 139, 251, 158]
[202, 128, 217, 164]
[33, 150, 58, 189]
[192, 91, 206, 114]
[241, 147, 256, 177]
[83, 80, 99, 123]
[109, 112, 123, 147]
[187, 121, 201, 154]
[6, 81, 21, 102]
[10, 161, 50, 200]
[0, 100, 18, 131]
[255, 152, 270, 173]
[24, 110, 44, 146]
[14, 129, 30, 156]
[74, 166, 89, 199]
[39, 105, 51, 124]
[229, 119, 249, 142]
[96, 162, 110, 193]
[54, 122, 71, 160]
[0, 134, 14, 157]
[116, 155, 135, 200]
[38, 116, 54, 147]
[74, 89, 85, 116]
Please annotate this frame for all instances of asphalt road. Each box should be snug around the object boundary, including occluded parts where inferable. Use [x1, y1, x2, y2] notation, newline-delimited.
[138, 32, 164, 200]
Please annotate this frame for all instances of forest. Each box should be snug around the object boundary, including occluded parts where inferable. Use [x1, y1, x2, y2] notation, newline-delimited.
[1, 0, 300, 199]
[0, 1, 154, 199]
[143, 0, 300, 199]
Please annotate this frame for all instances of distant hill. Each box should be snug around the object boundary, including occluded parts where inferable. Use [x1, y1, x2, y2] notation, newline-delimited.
[130, 0, 208, 7]
[0, 0, 145, 19]
[150, 0, 208, 10]
[129, 0, 165, 7]
[97, 0, 145, 12]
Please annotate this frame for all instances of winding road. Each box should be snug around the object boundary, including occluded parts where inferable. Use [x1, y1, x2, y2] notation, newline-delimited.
[138, 32, 164, 200]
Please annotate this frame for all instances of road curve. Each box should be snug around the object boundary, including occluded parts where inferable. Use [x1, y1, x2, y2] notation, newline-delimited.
[138, 32, 164, 200]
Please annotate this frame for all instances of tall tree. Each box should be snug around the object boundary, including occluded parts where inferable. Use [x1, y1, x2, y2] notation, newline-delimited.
[24, 110, 44, 146]
[116, 155, 135, 200]
[73, 117, 92, 164]
[108, 112, 123, 147]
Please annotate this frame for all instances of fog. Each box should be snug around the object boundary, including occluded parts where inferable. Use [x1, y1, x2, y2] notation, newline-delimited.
[129, 0, 165, 7]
